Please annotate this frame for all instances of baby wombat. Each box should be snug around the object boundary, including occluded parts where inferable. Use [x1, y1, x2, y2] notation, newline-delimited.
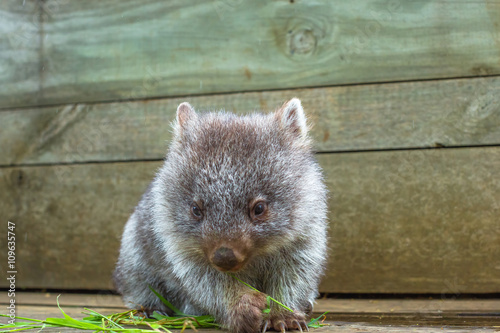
[113, 98, 328, 333]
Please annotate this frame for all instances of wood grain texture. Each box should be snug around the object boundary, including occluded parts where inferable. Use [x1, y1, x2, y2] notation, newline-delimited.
[0, 292, 123, 308]
[0, 1, 40, 108]
[4, 292, 500, 314]
[0, 304, 126, 323]
[5, 301, 500, 332]
[1, 148, 499, 292]
[2, 0, 500, 108]
[319, 149, 500, 293]
[2, 77, 500, 166]
[0, 161, 155, 290]
[2, 293, 500, 332]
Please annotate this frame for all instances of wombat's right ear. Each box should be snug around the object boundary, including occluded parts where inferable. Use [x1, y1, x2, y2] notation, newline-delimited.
[174, 102, 197, 136]
[275, 98, 309, 141]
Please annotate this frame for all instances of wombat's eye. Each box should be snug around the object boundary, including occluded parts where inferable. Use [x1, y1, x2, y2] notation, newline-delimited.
[191, 203, 203, 219]
[254, 203, 265, 215]
[250, 200, 267, 220]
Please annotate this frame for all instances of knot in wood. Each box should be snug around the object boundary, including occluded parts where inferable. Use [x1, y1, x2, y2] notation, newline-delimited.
[289, 28, 316, 55]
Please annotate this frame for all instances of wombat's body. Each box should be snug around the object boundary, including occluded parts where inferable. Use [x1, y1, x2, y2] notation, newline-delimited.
[113, 99, 328, 333]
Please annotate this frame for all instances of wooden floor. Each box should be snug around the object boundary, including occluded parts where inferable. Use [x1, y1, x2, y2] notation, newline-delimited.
[1, 293, 499, 332]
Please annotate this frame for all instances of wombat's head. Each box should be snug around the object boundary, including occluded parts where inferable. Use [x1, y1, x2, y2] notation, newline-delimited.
[156, 98, 327, 272]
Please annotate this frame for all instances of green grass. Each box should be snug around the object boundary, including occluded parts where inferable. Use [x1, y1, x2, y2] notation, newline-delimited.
[0, 278, 329, 333]
[0, 297, 219, 333]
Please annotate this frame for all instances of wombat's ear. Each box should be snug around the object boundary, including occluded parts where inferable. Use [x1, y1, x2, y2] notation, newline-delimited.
[275, 98, 308, 140]
[174, 102, 197, 136]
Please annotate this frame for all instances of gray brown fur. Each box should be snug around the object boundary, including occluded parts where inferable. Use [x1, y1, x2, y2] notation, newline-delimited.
[113, 98, 328, 333]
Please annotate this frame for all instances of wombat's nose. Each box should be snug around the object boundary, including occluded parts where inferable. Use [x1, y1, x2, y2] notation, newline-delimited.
[212, 247, 240, 271]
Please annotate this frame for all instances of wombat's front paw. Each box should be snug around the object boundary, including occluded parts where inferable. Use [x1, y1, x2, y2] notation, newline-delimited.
[263, 311, 309, 333]
[228, 292, 268, 333]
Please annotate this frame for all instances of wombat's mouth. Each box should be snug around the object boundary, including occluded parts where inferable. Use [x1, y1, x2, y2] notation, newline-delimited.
[208, 246, 248, 272]
[211, 259, 248, 273]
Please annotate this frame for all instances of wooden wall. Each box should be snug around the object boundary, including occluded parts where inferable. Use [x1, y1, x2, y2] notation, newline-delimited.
[1, 0, 499, 293]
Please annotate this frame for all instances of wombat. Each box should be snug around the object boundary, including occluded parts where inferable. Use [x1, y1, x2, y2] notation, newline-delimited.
[113, 98, 328, 333]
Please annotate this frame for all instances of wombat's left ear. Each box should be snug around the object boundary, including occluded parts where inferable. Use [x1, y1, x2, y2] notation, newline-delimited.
[174, 102, 197, 136]
[275, 98, 308, 139]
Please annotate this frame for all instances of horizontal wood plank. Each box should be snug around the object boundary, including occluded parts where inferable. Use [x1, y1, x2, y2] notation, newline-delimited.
[2, 293, 500, 332]
[0, 304, 126, 324]
[319, 149, 500, 293]
[313, 298, 500, 314]
[0, 148, 499, 293]
[2, 0, 500, 108]
[5, 304, 500, 332]
[0, 1, 40, 108]
[2, 77, 500, 166]
[3, 292, 500, 314]
[0, 292, 123, 308]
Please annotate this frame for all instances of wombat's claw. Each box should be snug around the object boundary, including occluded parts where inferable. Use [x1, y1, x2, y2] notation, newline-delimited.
[140, 309, 170, 318]
[266, 312, 308, 332]
[293, 320, 303, 333]
[262, 320, 269, 333]
[154, 310, 170, 317]
[290, 319, 309, 332]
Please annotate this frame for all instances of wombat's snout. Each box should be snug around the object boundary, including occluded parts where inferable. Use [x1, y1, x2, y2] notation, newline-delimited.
[211, 247, 245, 272]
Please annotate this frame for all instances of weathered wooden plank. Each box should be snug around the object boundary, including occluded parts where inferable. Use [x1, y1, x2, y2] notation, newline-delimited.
[0, 305, 126, 323]
[2, 298, 500, 332]
[2, 0, 500, 109]
[2, 77, 500, 166]
[5, 305, 500, 333]
[0, 292, 123, 308]
[0, 1, 40, 108]
[2, 292, 500, 332]
[4, 292, 500, 314]
[0, 148, 498, 292]
[0, 162, 155, 290]
[319, 149, 500, 293]
[313, 299, 500, 314]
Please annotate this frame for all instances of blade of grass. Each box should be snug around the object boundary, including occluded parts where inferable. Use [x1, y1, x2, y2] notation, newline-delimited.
[263, 296, 271, 314]
[83, 308, 124, 329]
[308, 311, 329, 328]
[148, 286, 185, 316]
[0, 315, 44, 323]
